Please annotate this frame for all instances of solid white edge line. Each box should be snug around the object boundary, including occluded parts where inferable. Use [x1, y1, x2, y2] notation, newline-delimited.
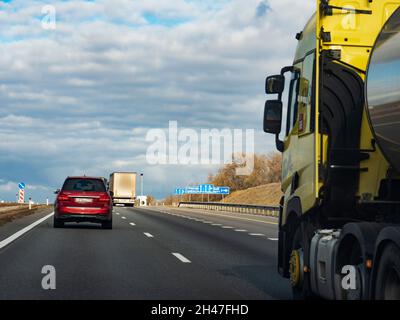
[172, 209, 278, 226]
[172, 253, 191, 263]
[144, 232, 154, 238]
[0, 212, 54, 250]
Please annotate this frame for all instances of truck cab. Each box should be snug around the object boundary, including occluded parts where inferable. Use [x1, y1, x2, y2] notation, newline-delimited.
[264, 0, 400, 300]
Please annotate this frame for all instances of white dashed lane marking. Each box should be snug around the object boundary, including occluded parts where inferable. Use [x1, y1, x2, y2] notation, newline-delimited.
[129, 222, 136, 226]
[161, 210, 275, 239]
[144, 233, 154, 238]
[172, 253, 191, 263]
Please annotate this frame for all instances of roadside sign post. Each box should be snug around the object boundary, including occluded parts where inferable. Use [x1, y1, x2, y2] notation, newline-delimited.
[140, 173, 144, 197]
[18, 182, 26, 204]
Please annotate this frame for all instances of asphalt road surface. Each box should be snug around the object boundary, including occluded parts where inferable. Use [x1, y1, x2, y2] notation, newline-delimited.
[0, 206, 291, 300]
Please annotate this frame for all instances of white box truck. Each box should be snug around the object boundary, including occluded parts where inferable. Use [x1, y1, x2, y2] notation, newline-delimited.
[109, 172, 137, 207]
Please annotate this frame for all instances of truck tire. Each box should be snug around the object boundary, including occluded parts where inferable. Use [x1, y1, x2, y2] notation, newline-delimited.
[375, 243, 400, 300]
[291, 227, 316, 300]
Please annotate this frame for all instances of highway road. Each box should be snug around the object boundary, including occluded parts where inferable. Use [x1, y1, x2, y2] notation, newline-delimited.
[0, 206, 291, 300]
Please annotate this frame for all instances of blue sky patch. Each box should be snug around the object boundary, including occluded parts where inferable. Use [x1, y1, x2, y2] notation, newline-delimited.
[143, 12, 191, 27]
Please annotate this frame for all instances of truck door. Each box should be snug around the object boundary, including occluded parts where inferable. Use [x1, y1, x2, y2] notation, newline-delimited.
[282, 52, 317, 214]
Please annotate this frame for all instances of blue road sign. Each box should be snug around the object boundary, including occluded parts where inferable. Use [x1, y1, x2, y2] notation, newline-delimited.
[175, 185, 230, 195]
[186, 186, 201, 194]
[199, 184, 213, 193]
[175, 188, 186, 195]
[217, 187, 230, 195]
[18, 182, 26, 190]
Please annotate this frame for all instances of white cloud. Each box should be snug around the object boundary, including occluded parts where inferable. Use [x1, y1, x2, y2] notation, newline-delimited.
[0, 0, 315, 200]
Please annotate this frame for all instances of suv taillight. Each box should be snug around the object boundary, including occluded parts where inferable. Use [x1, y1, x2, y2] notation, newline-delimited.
[57, 193, 69, 201]
[99, 194, 111, 202]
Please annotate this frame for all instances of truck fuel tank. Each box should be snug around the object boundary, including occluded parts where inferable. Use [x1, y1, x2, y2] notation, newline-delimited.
[366, 7, 400, 172]
[310, 230, 342, 300]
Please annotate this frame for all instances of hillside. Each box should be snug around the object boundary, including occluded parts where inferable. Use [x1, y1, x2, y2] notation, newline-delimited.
[221, 183, 282, 206]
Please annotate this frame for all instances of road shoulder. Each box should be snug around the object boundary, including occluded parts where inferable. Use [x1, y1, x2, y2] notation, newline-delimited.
[0, 207, 54, 242]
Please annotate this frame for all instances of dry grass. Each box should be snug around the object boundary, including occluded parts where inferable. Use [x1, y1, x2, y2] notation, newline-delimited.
[0, 203, 21, 208]
[221, 183, 282, 206]
[0, 205, 53, 226]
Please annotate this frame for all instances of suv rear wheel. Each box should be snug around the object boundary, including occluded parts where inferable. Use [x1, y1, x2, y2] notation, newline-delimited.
[53, 217, 64, 228]
[102, 219, 113, 230]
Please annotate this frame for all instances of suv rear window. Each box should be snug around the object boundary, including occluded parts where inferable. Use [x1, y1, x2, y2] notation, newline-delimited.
[62, 178, 106, 192]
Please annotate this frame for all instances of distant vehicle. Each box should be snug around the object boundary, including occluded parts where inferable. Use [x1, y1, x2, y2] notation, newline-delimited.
[109, 172, 137, 207]
[54, 176, 113, 229]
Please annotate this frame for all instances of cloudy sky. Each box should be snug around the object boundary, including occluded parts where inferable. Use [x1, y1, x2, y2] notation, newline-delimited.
[0, 0, 314, 202]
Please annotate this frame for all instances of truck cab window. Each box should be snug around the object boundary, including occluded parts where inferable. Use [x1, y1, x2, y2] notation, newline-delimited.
[286, 72, 300, 136]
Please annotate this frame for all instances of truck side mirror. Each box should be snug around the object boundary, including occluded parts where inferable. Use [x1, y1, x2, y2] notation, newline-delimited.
[263, 100, 283, 134]
[265, 75, 285, 94]
[54, 189, 61, 195]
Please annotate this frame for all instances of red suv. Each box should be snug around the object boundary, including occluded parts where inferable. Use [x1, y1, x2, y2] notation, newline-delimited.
[54, 176, 113, 229]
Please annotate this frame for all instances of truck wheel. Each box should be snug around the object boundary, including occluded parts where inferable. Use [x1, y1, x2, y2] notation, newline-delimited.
[290, 227, 316, 300]
[375, 243, 400, 300]
[53, 217, 64, 228]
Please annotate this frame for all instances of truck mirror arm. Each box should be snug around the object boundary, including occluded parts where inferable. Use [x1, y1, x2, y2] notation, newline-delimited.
[274, 66, 292, 153]
[276, 134, 284, 153]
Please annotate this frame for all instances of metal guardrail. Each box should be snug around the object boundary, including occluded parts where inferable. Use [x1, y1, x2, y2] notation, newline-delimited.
[178, 202, 280, 217]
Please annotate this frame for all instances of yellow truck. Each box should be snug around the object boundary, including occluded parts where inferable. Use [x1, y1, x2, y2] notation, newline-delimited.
[263, 0, 400, 299]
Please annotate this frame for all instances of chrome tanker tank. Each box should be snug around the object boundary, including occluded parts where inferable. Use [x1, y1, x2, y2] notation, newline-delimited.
[366, 7, 400, 172]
